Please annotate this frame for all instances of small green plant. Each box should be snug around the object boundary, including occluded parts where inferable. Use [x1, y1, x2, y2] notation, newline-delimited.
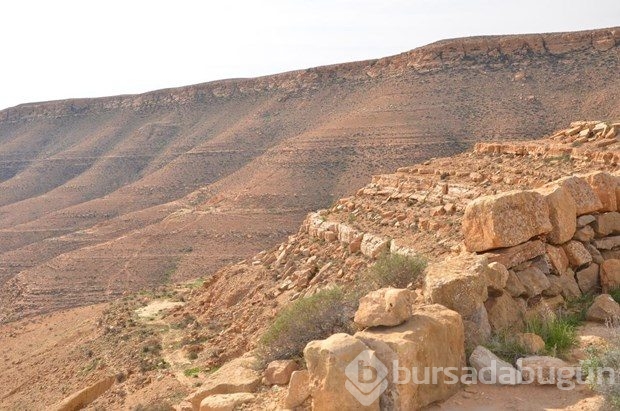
[563, 293, 596, 326]
[259, 287, 357, 362]
[525, 316, 577, 357]
[184, 367, 202, 378]
[484, 333, 531, 364]
[582, 343, 620, 408]
[609, 288, 620, 304]
[361, 252, 427, 291]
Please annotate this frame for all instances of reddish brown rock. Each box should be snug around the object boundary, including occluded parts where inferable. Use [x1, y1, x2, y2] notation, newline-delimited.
[600, 259, 620, 294]
[556, 176, 603, 215]
[462, 190, 552, 252]
[535, 184, 576, 244]
[485, 240, 546, 270]
[584, 171, 618, 212]
[562, 241, 593, 268]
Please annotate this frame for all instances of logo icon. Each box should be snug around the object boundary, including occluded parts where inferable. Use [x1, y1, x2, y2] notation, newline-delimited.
[345, 350, 388, 406]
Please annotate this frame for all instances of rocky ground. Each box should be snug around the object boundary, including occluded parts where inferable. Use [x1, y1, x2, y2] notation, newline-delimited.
[1, 27, 619, 323]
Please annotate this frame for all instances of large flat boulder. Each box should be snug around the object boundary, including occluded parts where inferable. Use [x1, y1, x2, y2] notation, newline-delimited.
[304, 333, 381, 410]
[354, 288, 414, 328]
[463, 190, 552, 252]
[424, 254, 490, 318]
[485, 240, 546, 269]
[355, 304, 465, 410]
[556, 175, 603, 215]
[535, 184, 576, 244]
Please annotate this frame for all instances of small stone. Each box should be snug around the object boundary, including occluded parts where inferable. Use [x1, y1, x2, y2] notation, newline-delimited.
[264, 360, 298, 386]
[586, 294, 620, 322]
[515, 333, 546, 354]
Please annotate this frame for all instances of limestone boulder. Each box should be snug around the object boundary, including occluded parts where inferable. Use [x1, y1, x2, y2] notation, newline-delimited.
[556, 176, 603, 215]
[360, 234, 390, 259]
[463, 190, 552, 252]
[535, 184, 576, 244]
[600, 259, 620, 293]
[586, 294, 620, 322]
[485, 240, 546, 269]
[282, 370, 311, 409]
[576, 264, 600, 294]
[199, 393, 255, 411]
[304, 333, 380, 410]
[354, 288, 414, 328]
[594, 212, 620, 237]
[515, 267, 551, 298]
[546, 244, 569, 275]
[424, 254, 489, 318]
[487, 262, 509, 296]
[584, 171, 618, 212]
[264, 360, 298, 386]
[187, 356, 262, 409]
[469, 346, 520, 385]
[515, 333, 545, 354]
[355, 305, 465, 410]
[562, 241, 593, 268]
[485, 293, 525, 332]
[517, 356, 574, 385]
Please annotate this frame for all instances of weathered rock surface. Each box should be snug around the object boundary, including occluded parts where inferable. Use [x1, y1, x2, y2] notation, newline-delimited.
[556, 176, 603, 215]
[600, 259, 620, 293]
[487, 262, 509, 295]
[264, 360, 298, 386]
[199, 393, 256, 411]
[586, 294, 620, 322]
[515, 333, 546, 354]
[546, 244, 570, 276]
[485, 293, 525, 332]
[304, 333, 380, 410]
[584, 171, 618, 212]
[282, 370, 311, 409]
[515, 267, 551, 298]
[354, 288, 414, 328]
[52, 376, 115, 411]
[535, 184, 577, 244]
[469, 346, 519, 385]
[576, 264, 600, 294]
[356, 304, 465, 410]
[517, 356, 573, 385]
[463, 190, 552, 252]
[485, 241, 546, 270]
[594, 212, 620, 237]
[562, 241, 593, 267]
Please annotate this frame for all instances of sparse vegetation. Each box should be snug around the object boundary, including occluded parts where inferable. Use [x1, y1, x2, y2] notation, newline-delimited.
[525, 316, 577, 358]
[183, 367, 202, 378]
[484, 333, 532, 364]
[258, 287, 357, 362]
[610, 288, 620, 304]
[362, 252, 427, 291]
[582, 341, 620, 408]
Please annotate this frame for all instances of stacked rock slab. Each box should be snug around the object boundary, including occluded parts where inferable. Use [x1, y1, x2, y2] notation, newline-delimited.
[460, 171, 620, 335]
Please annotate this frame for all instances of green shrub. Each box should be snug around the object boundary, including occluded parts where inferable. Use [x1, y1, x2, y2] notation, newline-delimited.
[610, 288, 620, 304]
[184, 367, 201, 378]
[484, 333, 531, 364]
[563, 293, 596, 326]
[525, 316, 577, 357]
[582, 343, 620, 408]
[361, 253, 427, 291]
[259, 287, 356, 362]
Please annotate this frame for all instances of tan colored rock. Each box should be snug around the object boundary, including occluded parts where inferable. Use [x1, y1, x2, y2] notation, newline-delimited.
[546, 244, 569, 276]
[356, 305, 465, 410]
[576, 264, 600, 294]
[517, 356, 573, 385]
[199, 393, 255, 411]
[463, 190, 552, 252]
[485, 240, 546, 269]
[360, 233, 390, 259]
[562, 241, 593, 267]
[556, 176, 603, 215]
[515, 333, 545, 354]
[282, 370, 311, 409]
[577, 214, 596, 227]
[594, 212, 620, 237]
[487, 262, 509, 295]
[52, 376, 115, 411]
[354, 288, 414, 328]
[573, 225, 595, 242]
[515, 267, 551, 298]
[469, 346, 519, 384]
[424, 254, 489, 318]
[594, 236, 620, 250]
[187, 356, 262, 409]
[304, 333, 380, 410]
[558, 269, 582, 300]
[505, 270, 527, 297]
[586, 294, 620, 322]
[535, 184, 576, 244]
[600, 259, 620, 294]
[584, 171, 618, 212]
[264, 360, 298, 386]
[543, 275, 563, 297]
[485, 293, 525, 332]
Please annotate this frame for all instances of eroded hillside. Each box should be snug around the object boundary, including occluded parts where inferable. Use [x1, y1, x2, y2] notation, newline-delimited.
[1, 27, 620, 322]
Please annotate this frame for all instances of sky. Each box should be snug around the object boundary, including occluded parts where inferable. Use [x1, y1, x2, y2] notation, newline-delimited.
[0, 0, 618, 110]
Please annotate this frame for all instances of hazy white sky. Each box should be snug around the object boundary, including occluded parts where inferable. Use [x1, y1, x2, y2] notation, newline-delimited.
[0, 0, 618, 110]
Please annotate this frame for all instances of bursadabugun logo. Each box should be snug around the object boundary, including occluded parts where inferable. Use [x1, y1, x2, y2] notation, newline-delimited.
[345, 350, 388, 406]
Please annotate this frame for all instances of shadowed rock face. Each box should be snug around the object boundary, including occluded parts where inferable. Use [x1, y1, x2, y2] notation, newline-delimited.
[1, 27, 619, 322]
